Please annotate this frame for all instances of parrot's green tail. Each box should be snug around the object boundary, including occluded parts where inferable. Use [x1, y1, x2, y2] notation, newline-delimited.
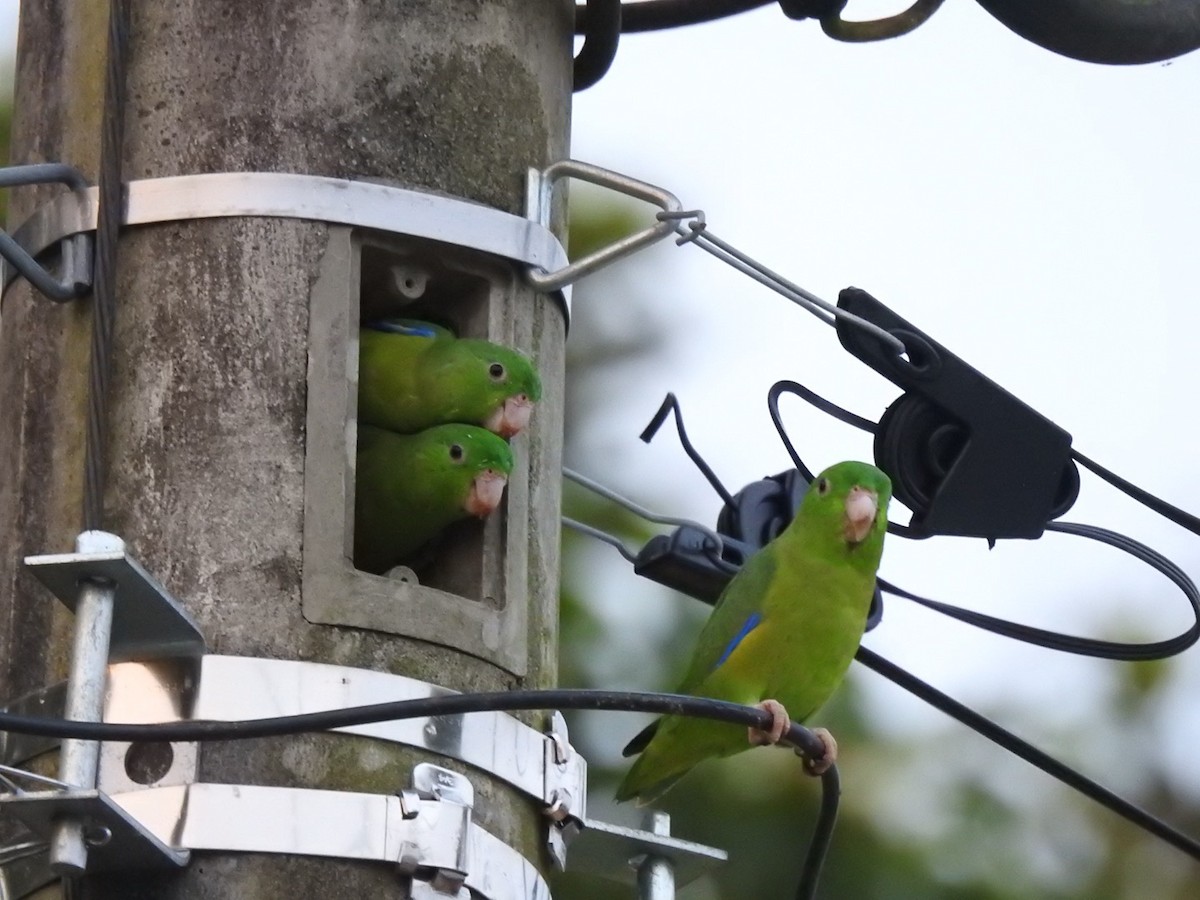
[614, 754, 689, 806]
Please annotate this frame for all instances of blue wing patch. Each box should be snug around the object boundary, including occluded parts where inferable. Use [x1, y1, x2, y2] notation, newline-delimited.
[364, 318, 438, 337]
[712, 611, 763, 670]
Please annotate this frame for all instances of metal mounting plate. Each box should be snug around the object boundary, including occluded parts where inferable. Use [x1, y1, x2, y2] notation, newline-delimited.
[24, 551, 204, 661]
[0, 789, 189, 870]
[569, 817, 727, 888]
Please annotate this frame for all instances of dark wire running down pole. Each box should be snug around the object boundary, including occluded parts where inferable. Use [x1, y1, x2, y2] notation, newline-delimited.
[82, 0, 129, 531]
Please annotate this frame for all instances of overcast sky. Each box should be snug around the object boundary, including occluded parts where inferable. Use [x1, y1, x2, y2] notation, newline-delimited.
[5, 0, 1200, 829]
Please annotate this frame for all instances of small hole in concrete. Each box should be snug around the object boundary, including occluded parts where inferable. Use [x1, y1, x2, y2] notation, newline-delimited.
[124, 741, 175, 785]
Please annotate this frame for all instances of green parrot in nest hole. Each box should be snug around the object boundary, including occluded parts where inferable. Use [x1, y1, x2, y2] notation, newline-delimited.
[353, 423, 515, 574]
[358, 318, 541, 438]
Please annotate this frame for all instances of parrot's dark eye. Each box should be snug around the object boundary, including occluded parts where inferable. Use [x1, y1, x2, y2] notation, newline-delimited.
[488, 362, 506, 381]
[448, 443, 464, 462]
[816, 477, 831, 496]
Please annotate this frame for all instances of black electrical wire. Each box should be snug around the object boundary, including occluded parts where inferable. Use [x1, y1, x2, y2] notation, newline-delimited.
[0, 688, 838, 899]
[640, 392, 736, 505]
[854, 645, 1200, 862]
[796, 763, 839, 900]
[1073, 449, 1200, 537]
[766, 379, 931, 540]
[82, 0, 130, 531]
[575, 0, 771, 34]
[574, 0, 622, 91]
[0, 687, 823, 754]
[766, 377, 1200, 659]
[880, 521, 1200, 661]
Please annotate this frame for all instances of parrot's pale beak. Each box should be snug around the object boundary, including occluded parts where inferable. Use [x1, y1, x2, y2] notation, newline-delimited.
[843, 487, 879, 546]
[466, 469, 508, 517]
[485, 395, 535, 438]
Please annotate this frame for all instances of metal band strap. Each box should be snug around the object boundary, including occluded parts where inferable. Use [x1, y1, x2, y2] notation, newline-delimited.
[2, 657, 586, 821]
[113, 783, 551, 900]
[186, 655, 586, 817]
[0, 172, 571, 320]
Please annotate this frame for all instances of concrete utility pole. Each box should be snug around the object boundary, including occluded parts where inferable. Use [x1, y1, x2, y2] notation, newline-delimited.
[1, 1, 571, 897]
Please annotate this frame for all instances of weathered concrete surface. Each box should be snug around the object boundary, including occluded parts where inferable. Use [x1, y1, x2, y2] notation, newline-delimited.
[0, 1, 571, 896]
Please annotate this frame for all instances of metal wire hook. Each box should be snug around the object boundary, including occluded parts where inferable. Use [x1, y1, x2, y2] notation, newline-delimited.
[525, 160, 683, 291]
[561, 516, 639, 563]
[655, 209, 907, 355]
[563, 467, 730, 560]
[657, 207, 708, 246]
[0, 163, 94, 302]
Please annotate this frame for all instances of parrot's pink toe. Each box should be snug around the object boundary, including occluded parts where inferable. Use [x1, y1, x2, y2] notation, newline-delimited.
[747, 699, 790, 746]
[803, 727, 838, 776]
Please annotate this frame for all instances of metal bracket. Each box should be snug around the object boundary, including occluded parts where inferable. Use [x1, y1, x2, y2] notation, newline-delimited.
[14, 532, 205, 876]
[543, 710, 586, 870]
[1, 656, 588, 885]
[25, 540, 205, 663]
[524, 159, 682, 291]
[0, 773, 188, 872]
[0, 164, 93, 302]
[187, 657, 587, 820]
[400, 764, 473, 897]
[568, 810, 726, 890]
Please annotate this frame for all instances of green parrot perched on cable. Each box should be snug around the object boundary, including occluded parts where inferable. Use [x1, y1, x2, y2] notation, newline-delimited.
[353, 423, 515, 574]
[358, 318, 542, 438]
[615, 460, 891, 804]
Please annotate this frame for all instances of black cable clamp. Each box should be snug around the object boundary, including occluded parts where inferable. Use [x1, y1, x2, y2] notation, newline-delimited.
[837, 286, 1079, 541]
